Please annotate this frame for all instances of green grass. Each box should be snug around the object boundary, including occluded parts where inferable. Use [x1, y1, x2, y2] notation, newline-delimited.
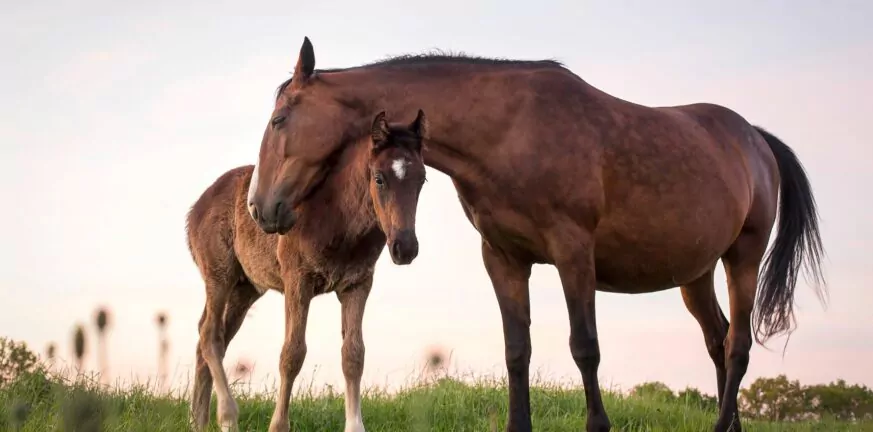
[2, 370, 871, 432]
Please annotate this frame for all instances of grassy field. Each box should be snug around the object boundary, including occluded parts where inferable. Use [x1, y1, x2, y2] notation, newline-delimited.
[2, 371, 871, 432]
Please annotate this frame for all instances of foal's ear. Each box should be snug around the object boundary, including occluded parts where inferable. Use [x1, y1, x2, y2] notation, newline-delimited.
[409, 109, 428, 140]
[292, 36, 316, 84]
[371, 111, 390, 148]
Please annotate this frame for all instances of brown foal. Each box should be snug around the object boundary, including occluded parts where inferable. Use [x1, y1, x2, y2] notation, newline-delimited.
[185, 111, 429, 432]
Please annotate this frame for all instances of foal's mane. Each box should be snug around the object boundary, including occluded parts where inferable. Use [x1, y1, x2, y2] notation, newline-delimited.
[275, 49, 566, 101]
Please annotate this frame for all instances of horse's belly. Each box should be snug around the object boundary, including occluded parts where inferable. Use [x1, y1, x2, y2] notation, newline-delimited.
[593, 247, 716, 293]
[237, 253, 283, 293]
[234, 235, 283, 293]
[592, 213, 741, 293]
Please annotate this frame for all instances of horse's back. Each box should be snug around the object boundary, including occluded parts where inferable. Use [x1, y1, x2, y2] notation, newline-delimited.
[186, 165, 254, 281]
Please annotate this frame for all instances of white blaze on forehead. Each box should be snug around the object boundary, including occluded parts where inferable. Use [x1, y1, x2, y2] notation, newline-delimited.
[247, 161, 259, 220]
[391, 158, 410, 180]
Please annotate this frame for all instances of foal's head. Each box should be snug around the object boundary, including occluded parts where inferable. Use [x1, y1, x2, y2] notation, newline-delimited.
[368, 110, 428, 265]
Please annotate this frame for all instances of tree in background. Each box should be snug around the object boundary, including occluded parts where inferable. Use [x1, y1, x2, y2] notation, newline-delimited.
[630, 381, 677, 402]
[678, 386, 719, 412]
[739, 375, 873, 422]
[804, 379, 873, 421]
[739, 375, 806, 421]
[0, 337, 38, 388]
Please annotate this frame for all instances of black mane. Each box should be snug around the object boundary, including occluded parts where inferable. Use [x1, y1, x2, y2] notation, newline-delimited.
[275, 50, 565, 100]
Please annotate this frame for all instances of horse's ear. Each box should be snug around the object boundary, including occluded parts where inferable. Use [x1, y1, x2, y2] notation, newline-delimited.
[293, 36, 316, 83]
[371, 111, 390, 149]
[409, 109, 428, 141]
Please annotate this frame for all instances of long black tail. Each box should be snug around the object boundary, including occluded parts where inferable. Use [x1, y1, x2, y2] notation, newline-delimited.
[752, 126, 828, 345]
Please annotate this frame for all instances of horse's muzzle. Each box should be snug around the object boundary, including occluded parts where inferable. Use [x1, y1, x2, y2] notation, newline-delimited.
[251, 196, 297, 235]
[389, 229, 419, 265]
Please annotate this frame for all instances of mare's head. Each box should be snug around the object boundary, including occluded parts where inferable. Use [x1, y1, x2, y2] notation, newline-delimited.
[367, 110, 428, 265]
[247, 36, 361, 234]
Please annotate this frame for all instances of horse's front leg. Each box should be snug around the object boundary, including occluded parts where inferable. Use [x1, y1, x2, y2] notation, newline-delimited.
[268, 272, 315, 432]
[481, 239, 534, 432]
[336, 275, 374, 432]
[555, 234, 611, 432]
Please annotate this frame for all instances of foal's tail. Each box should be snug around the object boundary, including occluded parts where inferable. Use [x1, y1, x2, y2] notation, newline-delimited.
[752, 126, 827, 345]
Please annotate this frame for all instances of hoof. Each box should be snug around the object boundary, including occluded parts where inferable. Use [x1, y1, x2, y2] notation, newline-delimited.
[344, 423, 366, 432]
[587, 415, 611, 432]
[714, 416, 742, 432]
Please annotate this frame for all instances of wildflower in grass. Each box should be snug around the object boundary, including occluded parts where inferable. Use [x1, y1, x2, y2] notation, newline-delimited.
[94, 306, 111, 385]
[155, 311, 169, 391]
[73, 324, 86, 372]
[45, 343, 56, 361]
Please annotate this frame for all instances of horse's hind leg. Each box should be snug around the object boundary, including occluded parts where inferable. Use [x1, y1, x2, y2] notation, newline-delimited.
[196, 278, 240, 432]
[223, 282, 264, 348]
[336, 278, 373, 432]
[192, 305, 213, 431]
[191, 282, 262, 431]
[680, 269, 729, 408]
[715, 230, 768, 432]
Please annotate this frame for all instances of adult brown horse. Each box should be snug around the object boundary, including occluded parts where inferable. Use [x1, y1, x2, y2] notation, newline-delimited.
[247, 38, 827, 432]
[186, 111, 429, 432]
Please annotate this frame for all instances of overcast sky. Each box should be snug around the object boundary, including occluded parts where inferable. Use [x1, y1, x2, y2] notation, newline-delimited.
[1, 0, 871, 396]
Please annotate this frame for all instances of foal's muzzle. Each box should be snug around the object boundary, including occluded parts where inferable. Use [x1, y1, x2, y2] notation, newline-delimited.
[389, 229, 419, 265]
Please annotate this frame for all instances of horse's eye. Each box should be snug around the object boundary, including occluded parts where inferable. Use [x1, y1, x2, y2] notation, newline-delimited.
[374, 174, 385, 188]
[271, 116, 286, 127]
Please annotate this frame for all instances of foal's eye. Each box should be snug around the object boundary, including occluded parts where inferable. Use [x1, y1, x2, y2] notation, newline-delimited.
[271, 116, 286, 127]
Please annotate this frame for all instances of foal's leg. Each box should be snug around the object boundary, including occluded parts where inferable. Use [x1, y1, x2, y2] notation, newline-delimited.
[715, 231, 767, 432]
[554, 238, 610, 432]
[192, 283, 263, 430]
[196, 281, 240, 432]
[680, 270, 729, 408]
[337, 278, 373, 432]
[223, 283, 264, 349]
[268, 275, 314, 432]
[481, 240, 533, 432]
[192, 306, 213, 431]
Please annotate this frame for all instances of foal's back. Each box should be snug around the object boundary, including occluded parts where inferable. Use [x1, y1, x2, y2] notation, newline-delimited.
[186, 165, 282, 292]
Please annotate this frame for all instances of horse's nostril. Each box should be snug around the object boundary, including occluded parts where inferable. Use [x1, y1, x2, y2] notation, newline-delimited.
[273, 200, 283, 220]
[391, 241, 402, 258]
[250, 205, 259, 222]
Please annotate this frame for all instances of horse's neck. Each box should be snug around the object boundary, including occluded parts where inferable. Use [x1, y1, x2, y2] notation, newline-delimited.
[331, 63, 606, 190]
[335, 69, 506, 184]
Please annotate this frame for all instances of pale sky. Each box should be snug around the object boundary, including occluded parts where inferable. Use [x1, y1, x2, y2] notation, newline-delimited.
[2, 0, 872, 397]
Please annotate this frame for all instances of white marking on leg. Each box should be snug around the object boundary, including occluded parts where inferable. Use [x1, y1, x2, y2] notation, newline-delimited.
[391, 158, 408, 180]
[247, 161, 259, 220]
[344, 380, 365, 432]
[203, 339, 239, 431]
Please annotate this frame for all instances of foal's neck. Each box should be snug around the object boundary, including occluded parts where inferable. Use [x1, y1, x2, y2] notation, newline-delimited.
[321, 140, 377, 233]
